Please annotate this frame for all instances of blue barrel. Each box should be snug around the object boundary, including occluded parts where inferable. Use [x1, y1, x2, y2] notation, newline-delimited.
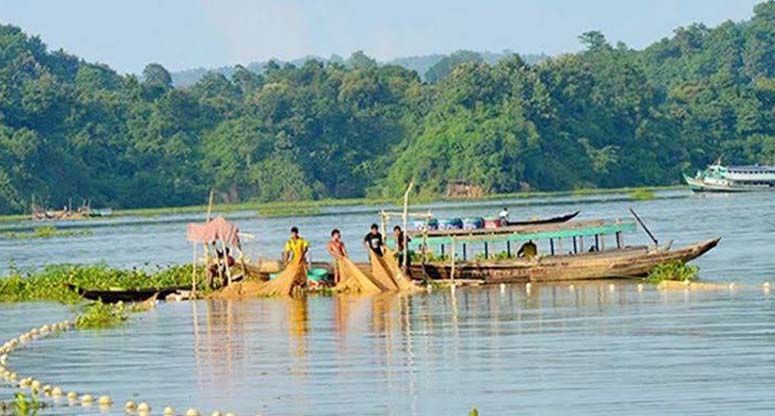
[438, 218, 463, 230]
[463, 217, 484, 230]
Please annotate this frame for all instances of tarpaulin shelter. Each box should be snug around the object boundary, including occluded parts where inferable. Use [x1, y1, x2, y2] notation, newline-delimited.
[186, 215, 243, 295]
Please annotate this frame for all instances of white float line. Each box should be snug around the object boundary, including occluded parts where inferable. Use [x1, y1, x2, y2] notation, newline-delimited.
[1, 319, 240, 416]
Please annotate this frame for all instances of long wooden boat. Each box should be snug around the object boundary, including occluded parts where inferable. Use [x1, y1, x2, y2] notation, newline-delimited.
[409, 238, 719, 283]
[505, 210, 579, 226]
[68, 284, 189, 303]
[396, 215, 719, 283]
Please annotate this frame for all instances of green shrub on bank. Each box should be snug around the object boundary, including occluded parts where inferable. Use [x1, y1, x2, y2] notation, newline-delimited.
[647, 261, 699, 283]
[629, 189, 656, 201]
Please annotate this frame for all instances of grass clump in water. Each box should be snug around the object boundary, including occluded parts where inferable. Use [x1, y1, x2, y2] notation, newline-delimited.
[647, 261, 699, 283]
[12, 391, 45, 415]
[2, 226, 93, 240]
[75, 301, 129, 329]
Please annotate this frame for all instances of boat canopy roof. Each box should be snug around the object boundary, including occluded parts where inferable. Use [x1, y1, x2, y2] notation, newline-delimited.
[390, 220, 636, 247]
[726, 165, 775, 173]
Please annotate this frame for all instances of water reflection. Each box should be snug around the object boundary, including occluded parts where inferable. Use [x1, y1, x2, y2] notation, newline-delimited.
[3, 282, 775, 415]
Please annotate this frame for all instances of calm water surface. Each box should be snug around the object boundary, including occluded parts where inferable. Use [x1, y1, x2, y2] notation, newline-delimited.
[2, 190, 775, 415]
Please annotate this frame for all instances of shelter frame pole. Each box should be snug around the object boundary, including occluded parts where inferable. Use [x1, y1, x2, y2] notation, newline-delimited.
[192, 243, 197, 297]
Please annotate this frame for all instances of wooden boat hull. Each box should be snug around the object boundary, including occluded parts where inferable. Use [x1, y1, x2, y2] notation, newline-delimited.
[409, 238, 720, 283]
[506, 211, 580, 226]
[68, 284, 188, 303]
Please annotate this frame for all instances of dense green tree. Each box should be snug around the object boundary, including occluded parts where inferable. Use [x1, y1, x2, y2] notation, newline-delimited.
[2, 2, 775, 214]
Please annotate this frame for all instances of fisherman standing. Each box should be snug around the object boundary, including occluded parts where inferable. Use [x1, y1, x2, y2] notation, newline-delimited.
[283, 226, 310, 264]
[363, 223, 384, 257]
[328, 229, 348, 284]
[499, 207, 510, 225]
[393, 225, 412, 269]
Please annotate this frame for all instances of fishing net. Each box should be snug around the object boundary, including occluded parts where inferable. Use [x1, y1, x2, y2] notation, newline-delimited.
[368, 250, 400, 292]
[334, 257, 384, 294]
[209, 281, 265, 300]
[382, 247, 419, 292]
[253, 259, 308, 297]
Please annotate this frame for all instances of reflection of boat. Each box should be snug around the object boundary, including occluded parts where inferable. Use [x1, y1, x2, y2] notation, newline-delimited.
[398, 218, 719, 283]
[67, 283, 188, 303]
[684, 159, 775, 192]
[506, 211, 580, 226]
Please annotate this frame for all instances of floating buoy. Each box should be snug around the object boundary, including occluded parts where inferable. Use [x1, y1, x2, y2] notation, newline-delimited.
[20, 378, 32, 388]
[210, 412, 222, 416]
[608, 283, 615, 293]
[568, 284, 575, 291]
[51, 387, 63, 398]
[1, 354, 8, 365]
[81, 394, 95, 406]
[729, 283, 736, 290]
[42, 385, 52, 395]
[30, 328, 39, 336]
[185, 408, 201, 416]
[125, 401, 138, 412]
[637, 283, 644, 292]
[499, 283, 505, 294]
[30, 380, 41, 391]
[67, 391, 78, 401]
[7, 372, 16, 381]
[98, 395, 113, 406]
[224, 412, 236, 416]
[163, 406, 176, 416]
[137, 402, 151, 413]
[426, 285, 432, 293]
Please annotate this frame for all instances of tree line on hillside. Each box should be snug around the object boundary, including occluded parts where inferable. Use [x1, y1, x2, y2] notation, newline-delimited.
[2, 1, 775, 214]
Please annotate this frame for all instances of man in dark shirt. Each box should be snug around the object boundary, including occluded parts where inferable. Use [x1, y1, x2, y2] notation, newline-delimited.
[363, 223, 384, 257]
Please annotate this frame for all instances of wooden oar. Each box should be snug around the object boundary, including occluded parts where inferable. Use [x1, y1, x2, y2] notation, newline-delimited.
[629, 208, 658, 246]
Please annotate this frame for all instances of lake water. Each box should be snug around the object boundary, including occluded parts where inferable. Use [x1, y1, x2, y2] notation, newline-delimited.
[2, 190, 775, 415]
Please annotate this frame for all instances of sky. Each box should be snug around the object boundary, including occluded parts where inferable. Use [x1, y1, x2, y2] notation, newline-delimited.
[0, 0, 764, 74]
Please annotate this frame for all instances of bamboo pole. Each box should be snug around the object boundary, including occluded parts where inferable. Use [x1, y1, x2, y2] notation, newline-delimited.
[401, 180, 414, 272]
[206, 189, 215, 222]
[450, 237, 456, 282]
[192, 243, 197, 297]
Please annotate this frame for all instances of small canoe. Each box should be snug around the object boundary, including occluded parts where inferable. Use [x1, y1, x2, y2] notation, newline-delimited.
[68, 284, 188, 303]
[505, 211, 580, 227]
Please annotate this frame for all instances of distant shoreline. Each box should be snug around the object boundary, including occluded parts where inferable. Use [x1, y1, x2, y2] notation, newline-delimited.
[0, 184, 685, 224]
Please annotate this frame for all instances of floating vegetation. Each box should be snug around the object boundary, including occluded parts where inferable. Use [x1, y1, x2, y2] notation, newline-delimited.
[0, 264, 203, 303]
[629, 189, 656, 201]
[647, 261, 699, 283]
[2, 226, 93, 240]
[74, 301, 130, 330]
[257, 206, 322, 218]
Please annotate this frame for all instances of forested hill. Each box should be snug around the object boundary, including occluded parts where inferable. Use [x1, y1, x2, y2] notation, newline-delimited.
[2, 2, 775, 214]
[169, 51, 549, 87]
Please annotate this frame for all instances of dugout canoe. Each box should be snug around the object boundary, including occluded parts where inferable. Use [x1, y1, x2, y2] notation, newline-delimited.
[505, 210, 580, 226]
[67, 283, 189, 303]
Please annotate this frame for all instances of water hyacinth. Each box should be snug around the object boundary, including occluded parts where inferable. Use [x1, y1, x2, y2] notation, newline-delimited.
[0, 263, 204, 303]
